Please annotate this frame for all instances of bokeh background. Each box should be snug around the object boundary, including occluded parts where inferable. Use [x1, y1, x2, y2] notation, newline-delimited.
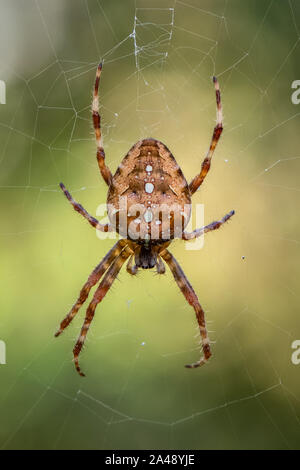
[0, 0, 300, 450]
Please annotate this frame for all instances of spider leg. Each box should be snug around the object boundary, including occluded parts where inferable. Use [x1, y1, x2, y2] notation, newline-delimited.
[182, 210, 235, 240]
[93, 63, 112, 186]
[189, 77, 223, 195]
[126, 255, 138, 275]
[55, 240, 127, 337]
[73, 245, 132, 376]
[160, 248, 211, 368]
[156, 256, 166, 274]
[59, 182, 112, 232]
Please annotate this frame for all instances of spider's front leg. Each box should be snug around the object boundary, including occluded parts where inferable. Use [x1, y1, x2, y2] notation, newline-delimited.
[55, 240, 128, 337]
[73, 245, 132, 377]
[160, 249, 211, 368]
[182, 210, 235, 240]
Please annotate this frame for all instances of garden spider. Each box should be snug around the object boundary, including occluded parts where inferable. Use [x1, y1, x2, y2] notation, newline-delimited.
[55, 63, 235, 376]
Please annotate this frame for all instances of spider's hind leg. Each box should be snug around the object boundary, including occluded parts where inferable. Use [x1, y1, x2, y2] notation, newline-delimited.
[189, 76, 223, 195]
[93, 63, 112, 186]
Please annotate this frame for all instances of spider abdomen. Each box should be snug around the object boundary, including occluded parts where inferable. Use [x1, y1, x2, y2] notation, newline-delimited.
[107, 138, 191, 241]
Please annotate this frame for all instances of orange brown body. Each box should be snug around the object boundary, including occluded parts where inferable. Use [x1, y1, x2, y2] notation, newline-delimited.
[55, 64, 234, 376]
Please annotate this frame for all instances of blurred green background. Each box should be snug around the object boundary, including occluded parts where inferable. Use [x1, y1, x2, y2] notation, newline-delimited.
[0, 0, 300, 450]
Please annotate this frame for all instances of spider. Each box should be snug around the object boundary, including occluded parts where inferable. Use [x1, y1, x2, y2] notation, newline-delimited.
[55, 63, 235, 377]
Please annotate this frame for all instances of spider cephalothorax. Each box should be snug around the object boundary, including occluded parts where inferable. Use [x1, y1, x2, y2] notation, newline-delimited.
[55, 63, 235, 376]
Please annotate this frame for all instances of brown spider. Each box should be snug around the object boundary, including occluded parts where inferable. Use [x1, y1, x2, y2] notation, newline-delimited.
[55, 63, 235, 377]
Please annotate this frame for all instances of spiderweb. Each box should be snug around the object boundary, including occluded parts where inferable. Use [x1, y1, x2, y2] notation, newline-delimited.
[0, 0, 300, 450]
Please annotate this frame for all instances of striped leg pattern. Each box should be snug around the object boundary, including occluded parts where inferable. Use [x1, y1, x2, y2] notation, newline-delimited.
[93, 63, 112, 186]
[160, 249, 211, 368]
[189, 76, 223, 195]
[73, 245, 132, 376]
[182, 210, 235, 240]
[55, 241, 127, 337]
[59, 182, 112, 233]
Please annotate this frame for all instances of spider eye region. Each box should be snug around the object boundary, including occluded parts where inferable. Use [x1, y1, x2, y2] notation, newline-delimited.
[135, 243, 158, 269]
